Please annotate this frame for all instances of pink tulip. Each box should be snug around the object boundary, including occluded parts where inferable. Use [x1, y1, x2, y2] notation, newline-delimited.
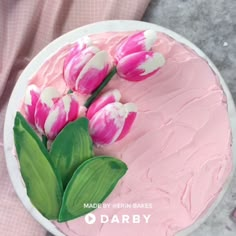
[64, 39, 112, 94]
[87, 90, 137, 146]
[116, 105, 137, 141]
[115, 30, 157, 62]
[24, 84, 40, 126]
[24, 87, 80, 139]
[44, 93, 80, 139]
[116, 51, 165, 82]
[86, 89, 121, 120]
[34, 87, 61, 134]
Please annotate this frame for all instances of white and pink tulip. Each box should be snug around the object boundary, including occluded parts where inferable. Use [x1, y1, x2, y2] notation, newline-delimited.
[114, 30, 165, 81]
[64, 38, 112, 94]
[34, 87, 61, 134]
[117, 51, 165, 81]
[24, 84, 40, 126]
[43, 93, 80, 139]
[87, 90, 137, 146]
[23, 86, 80, 139]
[115, 30, 157, 62]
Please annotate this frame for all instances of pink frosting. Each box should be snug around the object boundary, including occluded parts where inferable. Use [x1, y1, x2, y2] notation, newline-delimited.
[28, 32, 232, 236]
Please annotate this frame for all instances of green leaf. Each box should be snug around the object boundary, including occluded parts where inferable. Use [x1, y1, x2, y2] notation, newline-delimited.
[58, 156, 128, 222]
[13, 112, 63, 219]
[50, 117, 94, 189]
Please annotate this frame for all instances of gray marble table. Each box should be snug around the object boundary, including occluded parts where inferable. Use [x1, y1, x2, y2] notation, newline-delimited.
[143, 0, 236, 235]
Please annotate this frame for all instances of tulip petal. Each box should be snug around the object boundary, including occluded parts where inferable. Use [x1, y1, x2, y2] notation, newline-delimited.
[34, 87, 61, 134]
[86, 89, 121, 120]
[44, 94, 80, 139]
[64, 39, 89, 73]
[64, 37, 92, 65]
[117, 51, 165, 81]
[64, 45, 99, 90]
[115, 30, 157, 61]
[75, 51, 112, 94]
[89, 102, 127, 146]
[24, 85, 40, 125]
[117, 103, 137, 141]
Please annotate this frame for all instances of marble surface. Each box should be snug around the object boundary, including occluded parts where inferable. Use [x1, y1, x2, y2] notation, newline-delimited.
[143, 0, 236, 235]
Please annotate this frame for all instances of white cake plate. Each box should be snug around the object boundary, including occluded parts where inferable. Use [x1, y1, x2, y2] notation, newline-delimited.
[3, 20, 236, 236]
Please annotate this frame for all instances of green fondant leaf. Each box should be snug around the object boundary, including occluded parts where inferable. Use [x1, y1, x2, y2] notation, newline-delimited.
[50, 117, 94, 189]
[58, 156, 128, 222]
[13, 112, 63, 219]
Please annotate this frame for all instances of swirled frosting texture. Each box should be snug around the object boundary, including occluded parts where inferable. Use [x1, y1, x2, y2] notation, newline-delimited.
[28, 32, 232, 236]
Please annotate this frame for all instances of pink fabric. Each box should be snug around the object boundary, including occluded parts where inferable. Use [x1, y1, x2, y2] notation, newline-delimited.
[0, 1, 150, 235]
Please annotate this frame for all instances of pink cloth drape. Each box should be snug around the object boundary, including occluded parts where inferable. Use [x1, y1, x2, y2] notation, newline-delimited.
[0, 1, 150, 235]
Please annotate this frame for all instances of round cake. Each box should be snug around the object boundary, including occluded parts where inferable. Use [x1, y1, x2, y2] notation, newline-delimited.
[4, 21, 235, 236]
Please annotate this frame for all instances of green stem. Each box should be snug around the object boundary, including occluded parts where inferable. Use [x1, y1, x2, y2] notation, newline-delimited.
[84, 67, 117, 108]
[42, 135, 48, 149]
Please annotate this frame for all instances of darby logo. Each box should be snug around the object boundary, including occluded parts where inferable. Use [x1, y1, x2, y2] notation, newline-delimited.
[85, 213, 151, 224]
[85, 213, 97, 224]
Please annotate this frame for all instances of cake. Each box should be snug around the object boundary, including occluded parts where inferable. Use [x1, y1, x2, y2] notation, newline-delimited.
[9, 24, 233, 236]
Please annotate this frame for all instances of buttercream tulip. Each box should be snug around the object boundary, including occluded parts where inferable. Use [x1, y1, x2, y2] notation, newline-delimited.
[34, 87, 61, 134]
[116, 103, 137, 141]
[44, 94, 80, 139]
[117, 51, 165, 82]
[88, 91, 137, 146]
[86, 89, 121, 120]
[24, 84, 40, 126]
[115, 30, 157, 61]
[32, 87, 80, 139]
[64, 44, 99, 90]
[64, 39, 112, 94]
